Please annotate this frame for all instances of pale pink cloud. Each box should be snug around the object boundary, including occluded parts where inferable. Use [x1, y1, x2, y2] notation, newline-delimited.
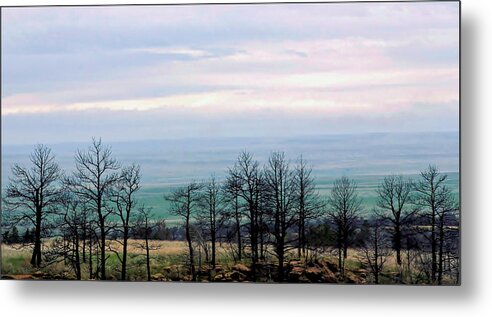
[1, 2, 459, 142]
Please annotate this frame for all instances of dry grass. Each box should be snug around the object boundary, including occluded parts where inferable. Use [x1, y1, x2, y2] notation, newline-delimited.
[107, 239, 189, 255]
[1, 244, 34, 275]
[2, 239, 240, 279]
[106, 239, 237, 259]
[2, 240, 456, 284]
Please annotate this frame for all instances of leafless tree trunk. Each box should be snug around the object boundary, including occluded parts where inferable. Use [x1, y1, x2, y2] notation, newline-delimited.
[60, 195, 85, 280]
[88, 227, 94, 279]
[436, 194, 458, 285]
[376, 175, 415, 267]
[224, 171, 243, 261]
[228, 152, 263, 269]
[111, 163, 141, 280]
[263, 152, 297, 281]
[224, 173, 243, 261]
[166, 182, 202, 281]
[145, 234, 151, 281]
[80, 209, 89, 264]
[198, 176, 223, 268]
[65, 138, 121, 280]
[4, 144, 63, 268]
[360, 217, 390, 284]
[414, 165, 450, 284]
[293, 156, 323, 260]
[327, 176, 362, 277]
[133, 207, 162, 281]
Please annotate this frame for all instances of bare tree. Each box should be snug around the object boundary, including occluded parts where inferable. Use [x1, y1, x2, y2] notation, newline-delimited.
[223, 169, 244, 261]
[76, 206, 90, 264]
[436, 189, 459, 285]
[198, 176, 223, 268]
[257, 180, 268, 262]
[58, 194, 86, 280]
[263, 152, 297, 281]
[65, 138, 121, 280]
[133, 206, 161, 281]
[109, 163, 141, 280]
[166, 182, 202, 281]
[360, 217, 390, 284]
[327, 176, 362, 276]
[376, 175, 415, 267]
[228, 152, 263, 267]
[414, 165, 451, 283]
[3, 144, 63, 267]
[38, 193, 88, 280]
[87, 221, 98, 279]
[293, 156, 324, 259]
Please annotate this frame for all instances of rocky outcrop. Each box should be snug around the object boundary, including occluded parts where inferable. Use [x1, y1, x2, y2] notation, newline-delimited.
[212, 263, 251, 282]
[162, 265, 187, 281]
[153, 258, 361, 283]
[151, 273, 170, 281]
[232, 263, 251, 275]
[286, 259, 338, 283]
[3, 257, 365, 283]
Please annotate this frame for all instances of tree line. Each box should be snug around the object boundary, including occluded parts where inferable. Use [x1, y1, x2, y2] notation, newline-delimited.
[1, 138, 460, 284]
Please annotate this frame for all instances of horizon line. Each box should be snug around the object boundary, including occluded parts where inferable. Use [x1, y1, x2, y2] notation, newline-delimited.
[0, 130, 460, 147]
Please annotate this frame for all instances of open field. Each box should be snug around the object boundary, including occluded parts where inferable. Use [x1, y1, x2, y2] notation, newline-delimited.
[0, 240, 458, 284]
[2, 133, 459, 222]
[1, 240, 238, 281]
[133, 172, 459, 222]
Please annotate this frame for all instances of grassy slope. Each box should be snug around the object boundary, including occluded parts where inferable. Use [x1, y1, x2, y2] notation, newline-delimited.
[1, 240, 457, 284]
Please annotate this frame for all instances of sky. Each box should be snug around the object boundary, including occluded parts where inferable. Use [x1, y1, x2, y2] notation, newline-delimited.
[1, 2, 459, 145]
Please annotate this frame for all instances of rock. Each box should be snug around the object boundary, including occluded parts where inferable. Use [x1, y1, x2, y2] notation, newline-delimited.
[321, 267, 338, 283]
[32, 271, 44, 278]
[344, 271, 365, 284]
[229, 271, 247, 282]
[151, 273, 165, 281]
[222, 272, 234, 282]
[252, 262, 277, 279]
[50, 274, 65, 280]
[196, 269, 209, 278]
[288, 266, 305, 282]
[324, 260, 339, 273]
[305, 267, 323, 282]
[288, 260, 302, 267]
[197, 275, 210, 282]
[163, 265, 182, 281]
[214, 265, 224, 273]
[147, 258, 341, 283]
[353, 269, 368, 279]
[207, 265, 224, 279]
[213, 273, 226, 281]
[232, 263, 251, 274]
[314, 259, 327, 267]
[299, 275, 311, 283]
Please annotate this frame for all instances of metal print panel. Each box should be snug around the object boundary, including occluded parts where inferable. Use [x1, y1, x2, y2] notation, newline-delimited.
[0, 1, 460, 284]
